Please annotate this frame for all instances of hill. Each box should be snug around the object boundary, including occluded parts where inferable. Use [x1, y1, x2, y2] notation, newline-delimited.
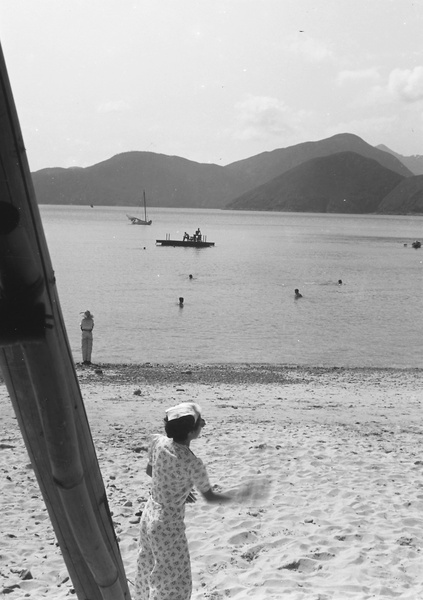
[377, 175, 423, 214]
[31, 152, 250, 209]
[225, 133, 412, 187]
[226, 152, 405, 214]
[376, 144, 423, 176]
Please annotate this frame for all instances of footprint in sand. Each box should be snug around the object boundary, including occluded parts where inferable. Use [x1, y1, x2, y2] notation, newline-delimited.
[241, 544, 264, 562]
[279, 557, 321, 573]
[309, 551, 335, 561]
[207, 561, 229, 574]
[228, 531, 258, 545]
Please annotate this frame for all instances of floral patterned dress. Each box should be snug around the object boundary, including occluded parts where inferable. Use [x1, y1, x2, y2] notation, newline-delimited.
[134, 434, 211, 600]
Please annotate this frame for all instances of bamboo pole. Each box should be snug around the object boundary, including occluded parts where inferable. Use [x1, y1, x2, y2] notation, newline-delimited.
[0, 42, 131, 600]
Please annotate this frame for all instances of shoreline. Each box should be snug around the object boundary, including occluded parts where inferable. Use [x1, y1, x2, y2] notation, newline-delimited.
[1, 364, 423, 598]
[73, 361, 423, 384]
[2, 361, 423, 390]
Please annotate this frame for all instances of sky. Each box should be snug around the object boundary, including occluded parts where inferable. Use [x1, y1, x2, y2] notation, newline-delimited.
[1, 0, 423, 172]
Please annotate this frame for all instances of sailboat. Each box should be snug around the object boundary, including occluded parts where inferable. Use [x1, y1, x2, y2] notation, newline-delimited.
[126, 190, 152, 225]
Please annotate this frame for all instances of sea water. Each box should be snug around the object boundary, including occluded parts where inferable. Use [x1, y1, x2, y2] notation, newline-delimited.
[40, 206, 423, 368]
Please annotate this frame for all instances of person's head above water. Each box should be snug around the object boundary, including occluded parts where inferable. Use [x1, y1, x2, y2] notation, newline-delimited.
[164, 402, 205, 442]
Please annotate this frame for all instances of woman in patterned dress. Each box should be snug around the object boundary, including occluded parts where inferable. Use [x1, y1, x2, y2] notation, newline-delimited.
[134, 402, 234, 600]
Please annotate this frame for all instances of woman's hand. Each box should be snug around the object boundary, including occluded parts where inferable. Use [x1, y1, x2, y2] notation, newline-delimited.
[185, 491, 197, 504]
[201, 477, 272, 505]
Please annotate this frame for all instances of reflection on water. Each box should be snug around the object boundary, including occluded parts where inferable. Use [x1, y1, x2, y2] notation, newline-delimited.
[41, 206, 423, 368]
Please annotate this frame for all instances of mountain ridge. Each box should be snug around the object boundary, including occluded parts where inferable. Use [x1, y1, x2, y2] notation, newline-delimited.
[376, 144, 423, 176]
[31, 133, 422, 214]
[226, 133, 412, 185]
[226, 151, 405, 213]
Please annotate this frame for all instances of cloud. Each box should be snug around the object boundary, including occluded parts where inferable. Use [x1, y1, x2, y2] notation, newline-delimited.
[288, 35, 333, 63]
[234, 95, 307, 141]
[337, 68, 381, 86]
[354, 66, 423, 108]
[388, 66, 423, 102]
[97, 100, 131, 113]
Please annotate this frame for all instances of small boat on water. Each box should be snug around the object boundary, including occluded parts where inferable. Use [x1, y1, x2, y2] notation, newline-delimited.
[156, 228, 215, 248]
[411, 240, 421, 249]
[126, 190, 152, 225]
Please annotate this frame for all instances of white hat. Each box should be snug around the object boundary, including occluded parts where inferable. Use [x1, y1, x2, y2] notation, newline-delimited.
[166, 402, 201, 422]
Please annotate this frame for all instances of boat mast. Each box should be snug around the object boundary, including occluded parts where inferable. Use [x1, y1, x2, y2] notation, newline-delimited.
[143, 190, 147, 222]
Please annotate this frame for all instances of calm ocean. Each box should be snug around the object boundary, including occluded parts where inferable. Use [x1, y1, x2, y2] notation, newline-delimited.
[40, 206, 423, 368]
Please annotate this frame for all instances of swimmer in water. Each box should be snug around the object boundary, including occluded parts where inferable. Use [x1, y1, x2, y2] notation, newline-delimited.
[294, 289, 302, 299]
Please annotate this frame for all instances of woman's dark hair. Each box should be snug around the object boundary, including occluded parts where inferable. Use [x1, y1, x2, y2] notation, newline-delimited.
[164, 414, 201, 442]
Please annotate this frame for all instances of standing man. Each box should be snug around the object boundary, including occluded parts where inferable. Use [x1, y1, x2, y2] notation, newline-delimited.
[80, 310, 94, 365]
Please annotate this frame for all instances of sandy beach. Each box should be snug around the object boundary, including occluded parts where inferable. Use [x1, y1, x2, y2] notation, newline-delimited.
[1, 363, 423, 599]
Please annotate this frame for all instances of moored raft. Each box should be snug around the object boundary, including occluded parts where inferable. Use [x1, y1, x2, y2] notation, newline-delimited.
[156, 229, 215, 248]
